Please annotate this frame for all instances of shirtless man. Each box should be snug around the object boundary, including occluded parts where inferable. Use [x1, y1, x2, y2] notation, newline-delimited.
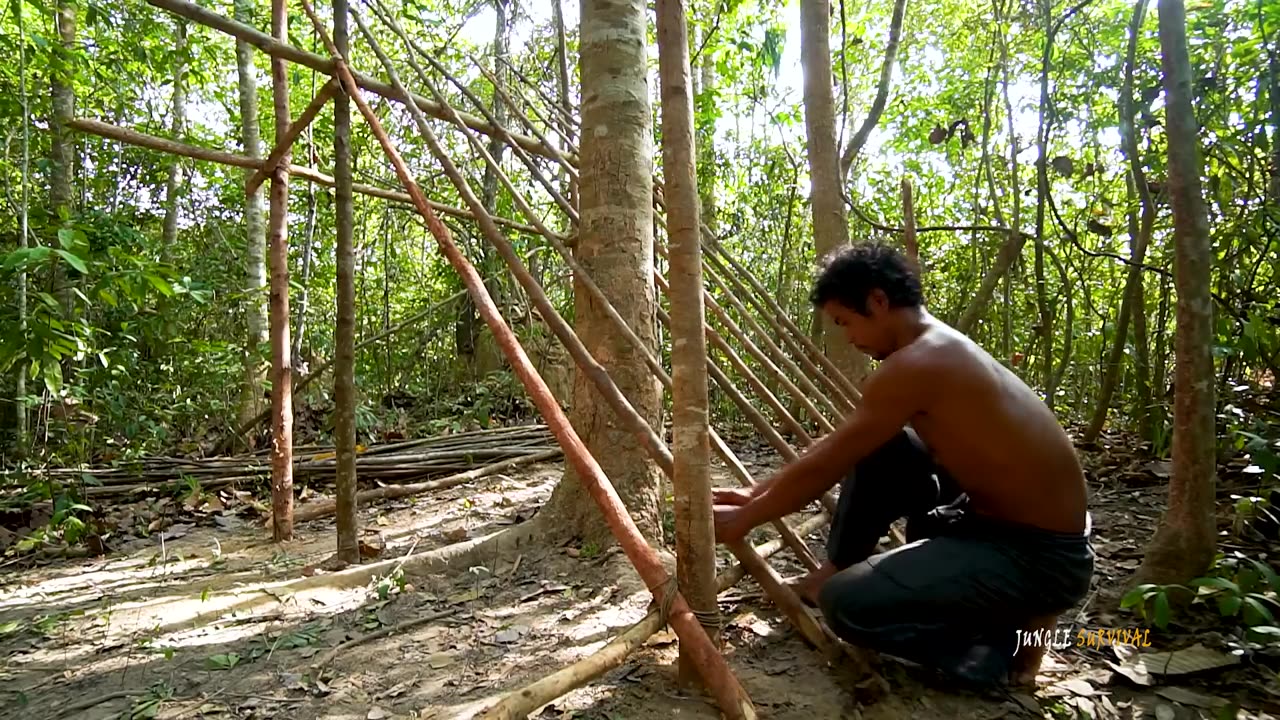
[712, 243, 1094, 687]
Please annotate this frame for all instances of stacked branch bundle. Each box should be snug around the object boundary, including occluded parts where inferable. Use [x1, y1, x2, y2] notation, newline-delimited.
[8, 425, 559, 498]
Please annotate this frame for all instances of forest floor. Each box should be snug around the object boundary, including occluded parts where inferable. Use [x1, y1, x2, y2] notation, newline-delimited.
[1, 433, 1278, 720]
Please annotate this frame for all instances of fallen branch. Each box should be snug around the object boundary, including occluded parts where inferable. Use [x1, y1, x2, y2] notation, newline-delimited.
[56, 690, 136, 718]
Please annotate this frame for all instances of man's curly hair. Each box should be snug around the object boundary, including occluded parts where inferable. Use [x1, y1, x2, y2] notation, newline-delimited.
[809, 243, 922, 314]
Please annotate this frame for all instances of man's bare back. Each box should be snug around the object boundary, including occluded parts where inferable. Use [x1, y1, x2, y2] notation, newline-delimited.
[892, 319, 1088, 535]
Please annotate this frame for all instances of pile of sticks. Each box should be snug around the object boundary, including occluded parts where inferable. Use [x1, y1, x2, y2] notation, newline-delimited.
[12, 425, 559, 499]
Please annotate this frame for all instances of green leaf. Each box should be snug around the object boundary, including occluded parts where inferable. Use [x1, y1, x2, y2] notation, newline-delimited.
[1217, 594, 1243, 617]
[1154, 591, 1172, 629]
[1122, 584, 1156, 609]
[144, 274, 174, 297]
[56, 227, 86, 250]
[1191, 577, 1240, 593]
[53, 249, 88, 274]
[42, 362, 63, 395]
[1243, 596, 1276, 626]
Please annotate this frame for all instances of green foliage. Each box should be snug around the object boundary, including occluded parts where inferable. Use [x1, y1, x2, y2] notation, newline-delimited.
[1122, 553, 1280, 645]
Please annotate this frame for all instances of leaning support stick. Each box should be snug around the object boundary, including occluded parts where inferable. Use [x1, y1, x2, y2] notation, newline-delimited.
[478, 512, 829, 720]
[298, 3, 754, 716]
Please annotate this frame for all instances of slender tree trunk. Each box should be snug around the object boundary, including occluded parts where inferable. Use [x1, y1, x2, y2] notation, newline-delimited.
[50, 0, 76, 315]
[1033, 0, 1055, 404]
[1128, 179, 1155, 441]
[1137, 0, 1217, 586]
[551, 0, 576, 208]
[235, 0, 269, 437]
[956, 0, 1023, 335]
[161, 20, 188, 258]
[1084, 0, 1155, 444]
[696, 34, 718, 235]
[541, 0, 664, 548]
[838, 0, 909, 180]
[333, 0, 359, 562]
[15, 0, 31, 452]
[656, 0, 718, 682]
[268, 0, 295, 542]
[800, 0, 866, 384]
[294, 60, 320, 365]
[1265, 0, 1279, 205]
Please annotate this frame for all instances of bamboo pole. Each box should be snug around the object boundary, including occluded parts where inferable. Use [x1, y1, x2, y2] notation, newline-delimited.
[66, 117, 553, 238]
[143, 0, 571, 164]
[247, 77, 339, 195]
[478, 512, 828, 720]
[302, 5, 754, 715]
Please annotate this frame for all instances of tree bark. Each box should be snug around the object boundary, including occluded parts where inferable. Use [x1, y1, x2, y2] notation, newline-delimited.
[800, 0, 866, 384]
[1033, 0, 1056, 405]
[541, 0, 664, 548]
[332, 0, 359, 562]
[15, 0, 31, 453]
[161, 20, 188, 257]
[235, 0, 269, 438]
[1084, 0, 1155, 444]
[656, 0, 718, 681]
[1137, 0, 1217, 586]
[268, 0, 295, 542]
[50, 0, 77, 315]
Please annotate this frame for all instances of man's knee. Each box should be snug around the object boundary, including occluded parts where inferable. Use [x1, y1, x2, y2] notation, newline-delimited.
[816, 561, 901, 636]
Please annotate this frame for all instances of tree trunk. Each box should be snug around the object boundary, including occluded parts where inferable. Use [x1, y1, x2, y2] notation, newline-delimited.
[50, 0, 76, 315]
[696, 33, 718, 235]
[1137, 0, 1217, 586]
[1033, 0, 1055, 405]
[551, 0, 576, 208]
[333, 0, 360, 563]
[294, 113, 318, 365]
[235, 0, 269, 437]
[161, 20, 188, 258]
[15, 0, 31, 453]
[799, 0, 866, 384]
[956, 0, 1023, 335]
[268, 0, 295, 542]
[657, 0, 718, 681]
[1084, 0, 1155, 444]
[1267, 0, 1279, 205]
[838, 0, 908, 180]
[540, 0, 664, 548]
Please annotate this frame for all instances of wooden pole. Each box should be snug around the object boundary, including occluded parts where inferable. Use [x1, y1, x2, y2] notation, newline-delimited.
[66, 117, 554, 238]
[267, 0, 294, 542]
[247, 77, 339, 195]
[297, 4, 754, 715]
[331, 0, 360, 564]
[478, 512, 828, 720]
[656, 0, 719, 682]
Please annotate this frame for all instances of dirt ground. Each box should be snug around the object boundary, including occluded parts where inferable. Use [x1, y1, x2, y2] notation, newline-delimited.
[2, 438, 1277, 720]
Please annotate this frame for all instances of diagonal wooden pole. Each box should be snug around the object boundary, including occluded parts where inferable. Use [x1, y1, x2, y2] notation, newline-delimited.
[247, 77, 339, 195]
[296, 2, 754, 716]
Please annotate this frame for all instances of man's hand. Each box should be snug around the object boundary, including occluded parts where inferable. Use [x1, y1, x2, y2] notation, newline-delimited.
[713, 504, 753, 545]
[712, 487, 754, 506]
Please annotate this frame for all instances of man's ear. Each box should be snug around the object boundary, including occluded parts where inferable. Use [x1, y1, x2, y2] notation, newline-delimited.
[867, 288, 890, 313]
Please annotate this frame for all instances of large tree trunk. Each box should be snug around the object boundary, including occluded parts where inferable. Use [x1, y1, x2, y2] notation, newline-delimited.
[540, 0, 664, 548]
[656, 0, 718, 682]
[333, 0, 360, 562]
[234, 0, 269, 437]
[1136, 0, 1217, 586]
[268, 0, 294, 542]
[161, 20, 188, 258]
[50, 0, 76, 315]
[799, 0, 866, 384]
[1084, 0, 1155, 444]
